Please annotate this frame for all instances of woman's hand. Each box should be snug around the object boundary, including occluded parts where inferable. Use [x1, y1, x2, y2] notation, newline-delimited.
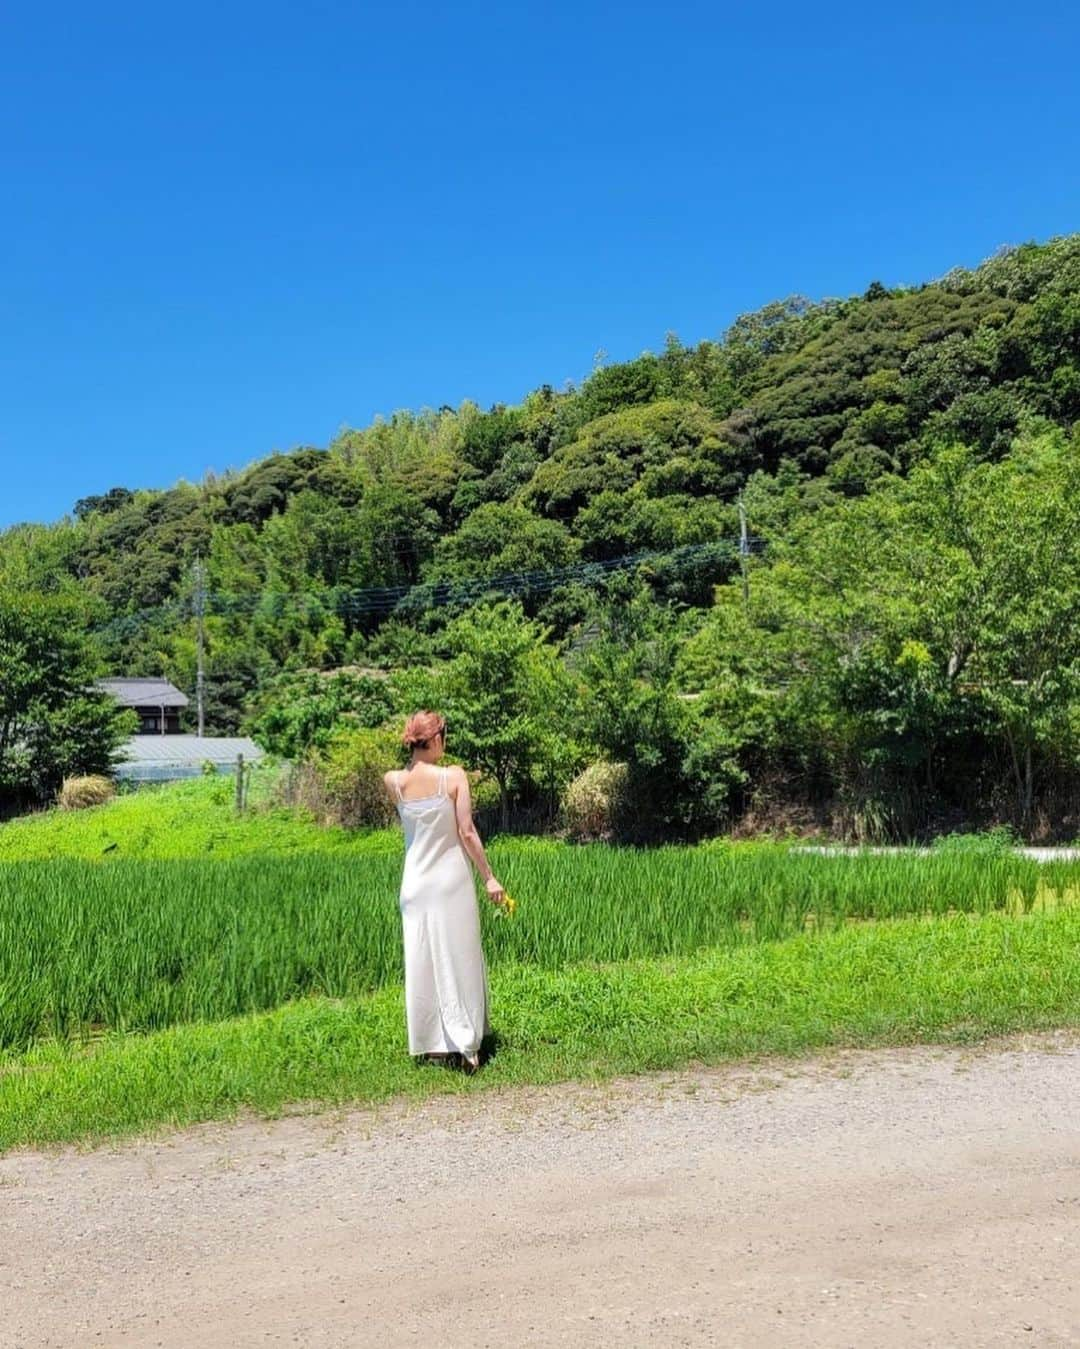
[485, 876, 507, 906]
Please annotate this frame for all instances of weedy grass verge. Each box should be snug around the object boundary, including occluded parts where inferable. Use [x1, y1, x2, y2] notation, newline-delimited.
[2, 907, 1077, 1152]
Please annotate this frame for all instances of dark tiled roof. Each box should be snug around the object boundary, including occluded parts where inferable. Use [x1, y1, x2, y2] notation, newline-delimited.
[97, 677, 190, 709]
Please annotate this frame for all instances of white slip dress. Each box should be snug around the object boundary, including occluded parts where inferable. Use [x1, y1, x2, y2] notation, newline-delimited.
[393, 766, 490, 1057]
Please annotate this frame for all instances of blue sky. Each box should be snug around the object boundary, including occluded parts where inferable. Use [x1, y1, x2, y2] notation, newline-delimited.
[2, 1, 1077, 527]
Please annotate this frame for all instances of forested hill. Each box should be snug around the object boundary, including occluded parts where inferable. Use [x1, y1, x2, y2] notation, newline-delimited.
[2, 235, 1078, 769]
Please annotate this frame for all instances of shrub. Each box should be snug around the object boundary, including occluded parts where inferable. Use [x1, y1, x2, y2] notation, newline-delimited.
[931, 826, 1018, 858]
[676, 706, 749, 832]
[281, 726, 504, 833]
[57, 775, 116, 811]
[562, 760, 631, 841]
[318, 726, 402, 830]
[468, 773, 502, 819]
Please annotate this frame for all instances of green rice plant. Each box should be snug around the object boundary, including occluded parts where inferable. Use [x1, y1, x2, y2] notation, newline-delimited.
[0, 845, 1067, 1053]
[3, 906, 1079, 1152]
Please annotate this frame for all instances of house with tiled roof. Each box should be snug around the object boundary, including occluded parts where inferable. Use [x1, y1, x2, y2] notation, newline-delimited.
[96, 677, 265, 780]
[96, 677, 188, 735]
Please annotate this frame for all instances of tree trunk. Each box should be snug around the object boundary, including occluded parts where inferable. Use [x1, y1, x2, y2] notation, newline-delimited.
[498, 777, 510, 834]
[1004, 726, 1025, 826]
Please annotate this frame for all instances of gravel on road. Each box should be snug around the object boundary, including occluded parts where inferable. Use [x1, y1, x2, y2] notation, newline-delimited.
[2, 1030, 1078, 1348]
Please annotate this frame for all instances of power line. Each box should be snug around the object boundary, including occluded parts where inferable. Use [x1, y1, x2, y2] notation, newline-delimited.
[90, 599, 185, 642]
[90, 537, 760, 636]
[204, 540, 751, 618]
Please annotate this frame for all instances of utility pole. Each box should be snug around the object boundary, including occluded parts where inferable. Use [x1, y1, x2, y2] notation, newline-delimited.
[738, 495, 750, 610]
[193, 556, 207, 739]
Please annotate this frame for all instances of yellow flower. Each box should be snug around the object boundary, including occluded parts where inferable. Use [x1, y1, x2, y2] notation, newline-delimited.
[503, 892, 517, 916]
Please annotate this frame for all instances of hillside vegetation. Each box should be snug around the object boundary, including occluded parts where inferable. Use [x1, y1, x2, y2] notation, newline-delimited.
[2, 236, 1079, 839]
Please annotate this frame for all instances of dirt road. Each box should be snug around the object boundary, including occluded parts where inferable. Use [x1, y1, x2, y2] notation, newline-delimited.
[2, 1032, 1078, 1348]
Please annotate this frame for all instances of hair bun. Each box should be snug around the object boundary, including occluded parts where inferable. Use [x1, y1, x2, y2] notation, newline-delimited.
[402, 710, 445, 749]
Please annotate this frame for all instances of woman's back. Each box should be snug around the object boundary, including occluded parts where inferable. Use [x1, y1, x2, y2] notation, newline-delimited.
[393, 760, 449, 803]
[392, 764, 462, 880]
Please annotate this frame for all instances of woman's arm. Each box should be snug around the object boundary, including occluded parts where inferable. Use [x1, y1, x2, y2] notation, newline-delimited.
[450, 766, 506, 904]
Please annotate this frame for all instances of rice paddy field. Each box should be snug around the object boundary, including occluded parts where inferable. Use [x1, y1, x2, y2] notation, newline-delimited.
[1, 777, 1078, 1150]
[0, 845, 1074, 1054]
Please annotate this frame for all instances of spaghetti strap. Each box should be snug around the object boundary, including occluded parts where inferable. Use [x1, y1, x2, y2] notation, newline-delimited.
[392, 772, 404, 803]
[438, 765, 447, 798]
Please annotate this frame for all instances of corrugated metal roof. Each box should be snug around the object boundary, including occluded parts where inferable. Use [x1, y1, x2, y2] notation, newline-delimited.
[97, 678, 189, 709]
[116, 735, 264, 765]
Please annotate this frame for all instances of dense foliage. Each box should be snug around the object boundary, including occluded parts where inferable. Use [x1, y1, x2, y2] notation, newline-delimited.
[2, 235, 1079, 836]
[0, 593, 135, 812]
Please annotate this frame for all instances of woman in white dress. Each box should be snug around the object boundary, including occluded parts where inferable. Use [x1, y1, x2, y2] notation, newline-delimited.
[383, 711, 507, 1072]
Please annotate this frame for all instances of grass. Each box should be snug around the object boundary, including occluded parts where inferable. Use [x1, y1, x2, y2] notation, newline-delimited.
[2, 906, 1078, 1152]
[2, 777, 1077, 1155]
[0, 770, 401, 862]
[2, 848, 1069, 1052]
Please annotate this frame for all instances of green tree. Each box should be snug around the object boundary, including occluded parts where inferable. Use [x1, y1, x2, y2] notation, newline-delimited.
[699, 432, 1080, 835]
[428, 502, 579, 580]
[573, 585, 744, 837]
[393, 601, 577, 830]
[0, 593, 135, 809]
[900, 436, 1080, 823]
[247, 668, 395, 759]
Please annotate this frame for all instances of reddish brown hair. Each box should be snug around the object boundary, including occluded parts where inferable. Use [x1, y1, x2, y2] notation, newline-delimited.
[402, 710, 446, 750]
